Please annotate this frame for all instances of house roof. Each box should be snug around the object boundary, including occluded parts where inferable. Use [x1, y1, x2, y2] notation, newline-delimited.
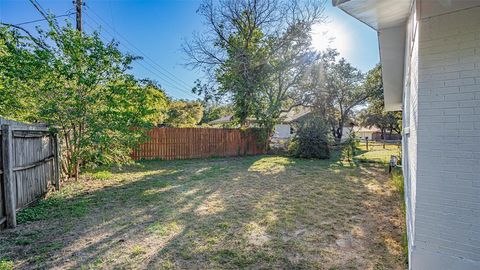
[354, 126, 381, 133]
[333, 0, 411, 112]
[208, 108, 311, 125]
[281, 109, 311, 123]
[208, 115, 233, 125]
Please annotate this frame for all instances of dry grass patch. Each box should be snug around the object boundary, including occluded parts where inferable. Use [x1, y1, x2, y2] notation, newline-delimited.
[0, 152, 405, 269]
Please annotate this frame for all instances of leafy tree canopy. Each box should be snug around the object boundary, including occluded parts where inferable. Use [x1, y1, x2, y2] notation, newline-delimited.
[164, 100, 204, 127]
[304, 49, 377, 142]
[185, 0, 326, 132]
[358, 65, 402, 138]
[0, 23, 166, 178]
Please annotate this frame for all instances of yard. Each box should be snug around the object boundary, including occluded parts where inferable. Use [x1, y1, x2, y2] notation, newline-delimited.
[0, 147, 405, 269]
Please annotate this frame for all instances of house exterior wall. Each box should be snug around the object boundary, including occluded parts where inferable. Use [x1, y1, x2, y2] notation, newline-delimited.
[340, 126, 353, 142]
[272, 124, 291, 139]
[405, 3, 480, 269]
[358, 131, 374, 140]
[403, 4, 419, 267]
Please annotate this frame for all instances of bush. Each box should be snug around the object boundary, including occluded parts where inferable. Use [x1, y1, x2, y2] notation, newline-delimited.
[288, 115, 330, 159]
[341, 134, 357, 161]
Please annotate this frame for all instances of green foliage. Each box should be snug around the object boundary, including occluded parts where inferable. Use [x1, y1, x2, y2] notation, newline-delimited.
[309, 49, 368, 142]
[200, 103, 234, 125]
[359, 65, 402, 137]
[0, 23, 161, 177]
[141, 80, 169, 126]
[186, 0, 325, 135]
[289, 114, 330, 159]
[0, 27, 42, 122]
[341, 135, 357, 162]
[391, 167, 408, 262]
[392, 167, 405, 200]
[0, 259, 13, 270]
[164, 100, 204, 127]
[216, 25, 270, 127]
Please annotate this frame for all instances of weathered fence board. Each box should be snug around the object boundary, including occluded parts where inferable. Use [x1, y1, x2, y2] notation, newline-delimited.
[0, 117, 60, 229]
[2, 125, 16, 228]
[132, 128, 266, 160]
[0, 130, 5, 228]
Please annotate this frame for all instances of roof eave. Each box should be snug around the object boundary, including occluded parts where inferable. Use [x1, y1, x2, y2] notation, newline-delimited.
[333, 0, 412, 30]
[334, 0, 410, 112]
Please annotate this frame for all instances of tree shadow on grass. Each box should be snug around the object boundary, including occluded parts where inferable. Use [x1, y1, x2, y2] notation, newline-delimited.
[0, 154, 405, 269]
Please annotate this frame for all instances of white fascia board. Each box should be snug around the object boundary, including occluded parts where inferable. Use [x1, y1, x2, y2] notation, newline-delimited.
[333, 0, 412, 30]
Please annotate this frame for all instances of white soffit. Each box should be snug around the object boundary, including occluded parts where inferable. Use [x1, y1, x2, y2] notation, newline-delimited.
[333, 0, 412, 30]
[334, 0, 411, 111]
[379, 26, 405, 111]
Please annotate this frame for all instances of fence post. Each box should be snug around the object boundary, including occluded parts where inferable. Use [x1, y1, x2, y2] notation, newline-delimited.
[53, 132, 61, 191]
[2, 125, 16, 228]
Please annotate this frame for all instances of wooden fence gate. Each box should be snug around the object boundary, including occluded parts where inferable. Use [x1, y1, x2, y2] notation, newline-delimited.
[0, 118, 60, 229]
[132, 128, 266, 160]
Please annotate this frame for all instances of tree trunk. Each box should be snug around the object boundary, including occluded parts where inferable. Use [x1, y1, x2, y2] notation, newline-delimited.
[333, 119, 344, 143]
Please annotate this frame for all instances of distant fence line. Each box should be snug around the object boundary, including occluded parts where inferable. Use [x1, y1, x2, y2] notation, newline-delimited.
[1, 117, 60, 229]
[132, 128, 266, 160]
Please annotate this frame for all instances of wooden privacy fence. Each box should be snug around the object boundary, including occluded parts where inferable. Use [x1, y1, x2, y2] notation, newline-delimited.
[0, 119, 60, 229]
[132, 128, 266, 160]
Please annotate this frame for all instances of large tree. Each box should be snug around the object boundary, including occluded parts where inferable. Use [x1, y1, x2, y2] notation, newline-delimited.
[0, 24, 158, 179]
[184, 0, 325, 130]
[164, 100, 204, 127]
[308, 49, 373, 142]
[141, 80, 169, 126]
[358, 65, 402, 139]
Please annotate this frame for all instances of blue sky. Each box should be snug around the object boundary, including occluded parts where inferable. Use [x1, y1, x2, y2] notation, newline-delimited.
[0, 0, 379, 100]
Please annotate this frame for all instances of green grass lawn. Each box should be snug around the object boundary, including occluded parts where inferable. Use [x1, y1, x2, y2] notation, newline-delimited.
[354, 141, 402, 164]
[0, 150, 405, 269]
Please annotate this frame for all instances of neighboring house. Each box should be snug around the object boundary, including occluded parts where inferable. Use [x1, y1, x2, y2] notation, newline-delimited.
[355, 126, 381, 140]
[208, 115, 234, 127]
[350, 126, 402, 141]
[208, 109, 311, 140]
[335, 1, 480, 269]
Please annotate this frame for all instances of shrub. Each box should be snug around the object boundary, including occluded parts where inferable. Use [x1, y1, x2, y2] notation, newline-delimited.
[288, 115, 330, 159]
[341, 133, 357, 161]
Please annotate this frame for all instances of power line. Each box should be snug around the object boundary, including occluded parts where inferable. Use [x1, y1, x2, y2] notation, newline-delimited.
[28, 0, 61, 33]
[84, 3, 194, 91]
[83, 9, 197, 98]
[16, 13, 74, 26]
[83, 15, 196, 97]
[83, 17, 198, 98]
[85, 3, 192, 90]
[25, 0, 197, 99]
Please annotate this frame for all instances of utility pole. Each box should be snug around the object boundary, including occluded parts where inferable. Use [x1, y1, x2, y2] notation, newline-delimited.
[75, 0, 83, 32]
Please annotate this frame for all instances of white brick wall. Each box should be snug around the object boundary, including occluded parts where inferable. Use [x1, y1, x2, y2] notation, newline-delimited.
[407, 5, 480, 269]
[402, 2, 419, 266]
